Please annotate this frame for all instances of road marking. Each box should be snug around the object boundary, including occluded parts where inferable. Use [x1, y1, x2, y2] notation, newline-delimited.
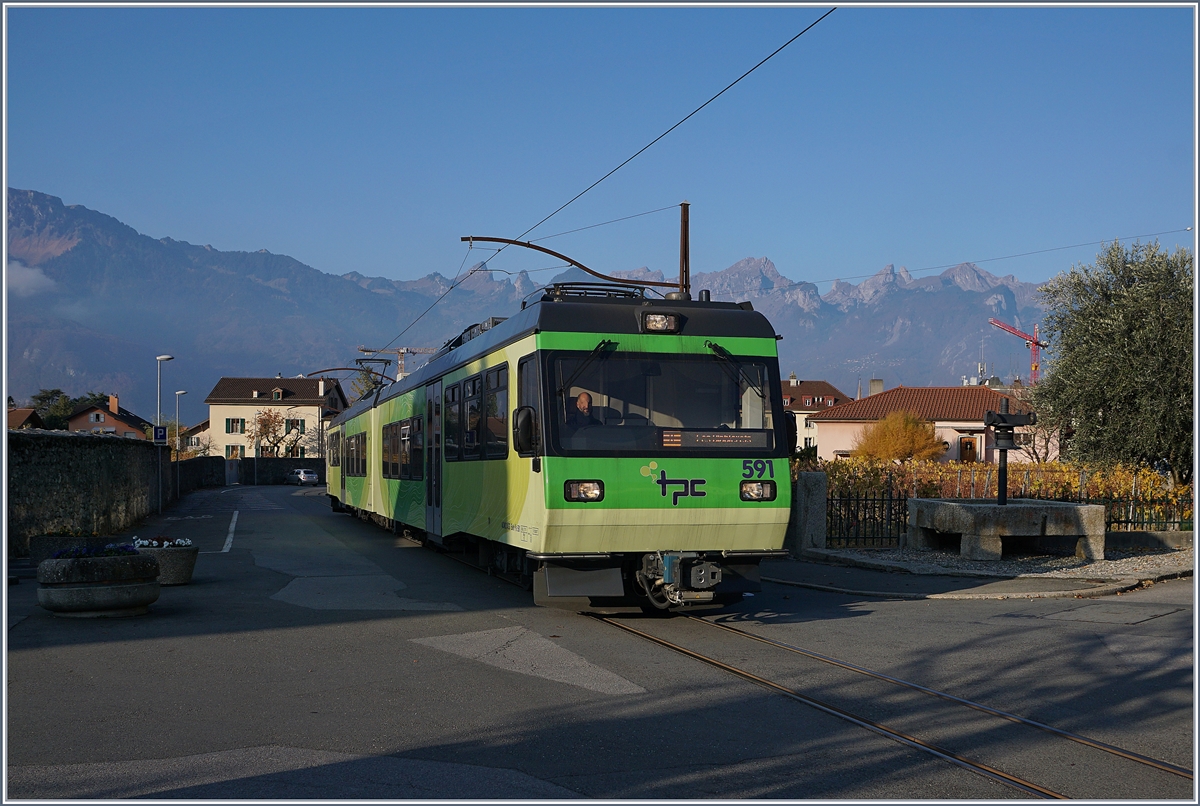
[222, 511, 238, 552]
[412, 626, 646, 695]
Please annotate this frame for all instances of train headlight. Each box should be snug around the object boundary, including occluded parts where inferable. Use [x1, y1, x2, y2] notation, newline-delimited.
[643, 313, 680, 333]
[565, 480, 605, 502]
[740, 480, 777, 501]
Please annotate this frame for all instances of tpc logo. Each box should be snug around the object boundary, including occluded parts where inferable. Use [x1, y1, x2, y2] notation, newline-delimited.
[641, 462, 706, 506]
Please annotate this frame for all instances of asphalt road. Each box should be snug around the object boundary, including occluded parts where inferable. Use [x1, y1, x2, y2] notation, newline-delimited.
[6, 485, 1194, 799]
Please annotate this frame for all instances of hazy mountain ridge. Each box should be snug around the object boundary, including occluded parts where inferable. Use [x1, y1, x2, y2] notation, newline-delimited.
[6, 188, 1048, 419]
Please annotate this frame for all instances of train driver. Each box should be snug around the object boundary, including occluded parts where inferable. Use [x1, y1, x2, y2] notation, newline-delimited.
[566, 391, 601, 430]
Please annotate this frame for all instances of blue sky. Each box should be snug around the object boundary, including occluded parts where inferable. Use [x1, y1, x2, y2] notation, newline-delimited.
[6, 5, 1196, 290]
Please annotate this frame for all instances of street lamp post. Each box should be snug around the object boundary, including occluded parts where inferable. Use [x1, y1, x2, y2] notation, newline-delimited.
[175, 390, 187, 499]
[155, 355, 173, 514]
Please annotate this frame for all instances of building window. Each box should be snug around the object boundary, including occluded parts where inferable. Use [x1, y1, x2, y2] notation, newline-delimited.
[226, 418, 245, 434]
[803, 437, 815, 449]
[89, 412, 105, 423]
[826, 399, 835, 406]
[273, 390, 282, 400]
[285, 418, 305, 434]
[187, 436, 201, 447]
[804, 397, 812, 406]
[123, 431, 137, 438]
[226, 445, 244, 459]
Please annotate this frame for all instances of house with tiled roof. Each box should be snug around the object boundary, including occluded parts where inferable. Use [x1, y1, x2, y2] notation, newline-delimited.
[7, 407, 45, 430]
[780, 374, 852, 453]
[204, 376, 348, 459]
[67, 396, 153, 439]
[806, 385, 1048, 463]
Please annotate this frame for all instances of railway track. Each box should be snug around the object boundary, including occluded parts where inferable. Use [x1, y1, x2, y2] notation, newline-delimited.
[592, 613, 1192, 800]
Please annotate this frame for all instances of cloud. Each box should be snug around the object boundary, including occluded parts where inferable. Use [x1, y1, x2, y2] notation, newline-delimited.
[6, 261, 57, 297]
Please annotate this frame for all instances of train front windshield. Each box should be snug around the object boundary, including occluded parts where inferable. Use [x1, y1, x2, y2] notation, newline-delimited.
[549, 350, 780, 455]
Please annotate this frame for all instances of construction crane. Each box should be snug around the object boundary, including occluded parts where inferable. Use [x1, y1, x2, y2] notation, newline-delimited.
[988, 318, 1048, 385]
[357, 346, 437, 378]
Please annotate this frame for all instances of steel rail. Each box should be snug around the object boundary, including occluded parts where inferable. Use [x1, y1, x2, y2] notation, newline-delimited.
[594, 615, 1066, 799]
[686, 615, 1194, 780]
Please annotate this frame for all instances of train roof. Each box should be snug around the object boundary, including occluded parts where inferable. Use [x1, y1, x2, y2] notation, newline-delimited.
[332, 286, 778, 426]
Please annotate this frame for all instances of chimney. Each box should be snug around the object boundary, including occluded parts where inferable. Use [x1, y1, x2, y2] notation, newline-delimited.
[319, 379, 326, 397]
[869, 378, 884, 396]
[109, 394, 119, 414]
[252, 390, 259, 398]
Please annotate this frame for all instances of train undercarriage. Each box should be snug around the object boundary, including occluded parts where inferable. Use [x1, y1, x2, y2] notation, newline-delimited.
[333, 497, 783, 612]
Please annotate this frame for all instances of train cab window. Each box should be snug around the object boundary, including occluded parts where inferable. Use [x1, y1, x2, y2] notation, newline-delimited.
[484, 365, 508, 459]
[399, 422, 411, 479]
[550, 351, 778, 455]
[444, 385, 461, 461]
[463, 375, 482, 460]
[411, 416, 424, 480]
[517, 355, 541, 457]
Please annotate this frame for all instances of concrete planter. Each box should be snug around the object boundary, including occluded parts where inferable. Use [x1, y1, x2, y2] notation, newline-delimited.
[37, 555, 160, 617]
[136, 546, 199, 585]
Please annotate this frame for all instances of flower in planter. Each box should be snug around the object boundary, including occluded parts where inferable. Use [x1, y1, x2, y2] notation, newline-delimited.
[52, 543, 138, 559]
[133, 537, 193, 548]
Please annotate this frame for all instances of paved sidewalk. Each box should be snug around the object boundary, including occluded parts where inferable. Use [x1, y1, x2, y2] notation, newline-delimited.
[762, 547, 1194, 600]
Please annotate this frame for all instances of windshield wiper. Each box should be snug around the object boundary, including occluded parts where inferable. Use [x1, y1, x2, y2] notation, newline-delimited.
[705, 340, 764, 399]
[558, 340, 618, 397]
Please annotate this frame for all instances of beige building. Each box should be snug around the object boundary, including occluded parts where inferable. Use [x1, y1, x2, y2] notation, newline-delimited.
[780, 374, 852, 453]
[204, 376, 348, 459]
[807, 385, 1052, 463]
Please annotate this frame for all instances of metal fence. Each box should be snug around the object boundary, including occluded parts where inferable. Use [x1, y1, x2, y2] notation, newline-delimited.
[826, 489, 909, 548]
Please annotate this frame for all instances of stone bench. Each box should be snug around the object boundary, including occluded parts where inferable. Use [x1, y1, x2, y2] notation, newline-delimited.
[907, 498, 1106, 561]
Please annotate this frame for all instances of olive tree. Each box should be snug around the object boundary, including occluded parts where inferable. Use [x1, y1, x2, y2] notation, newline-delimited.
[1036, 241, 1193, 484]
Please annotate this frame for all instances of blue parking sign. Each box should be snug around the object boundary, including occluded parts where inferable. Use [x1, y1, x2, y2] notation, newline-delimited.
[153, 426, 168, 444]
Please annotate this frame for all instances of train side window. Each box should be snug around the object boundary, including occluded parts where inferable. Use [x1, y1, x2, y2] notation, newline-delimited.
[411, 416, 424, 480]
[485, 365, 508, 459]
[517, 354, 540, 456]
[400, 421, 411, 479]
[463, 375, 482, 460]
[382, 423, 393, 479]
[444, 384, 461, 461]
[393, 423, 400, 478]
[328, 432, 341, 466]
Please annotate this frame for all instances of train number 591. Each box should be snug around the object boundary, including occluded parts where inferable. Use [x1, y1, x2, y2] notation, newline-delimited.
[741, 460, 774, 479]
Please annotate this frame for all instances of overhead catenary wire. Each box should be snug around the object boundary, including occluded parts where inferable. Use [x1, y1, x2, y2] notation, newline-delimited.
[363, 12, 835, 364]
[493, 7, 837, 260]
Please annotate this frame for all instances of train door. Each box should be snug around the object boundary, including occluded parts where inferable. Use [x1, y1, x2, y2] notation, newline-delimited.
[425, 380, 442, 539]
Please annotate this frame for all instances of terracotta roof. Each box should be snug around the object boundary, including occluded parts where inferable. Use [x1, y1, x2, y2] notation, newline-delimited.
[68, 403, 153, 432]
[204, 377, 347, 406]
[7, 408, 44, 429]
[779, 379, 852, 412]
[807, 386, 1031, 423]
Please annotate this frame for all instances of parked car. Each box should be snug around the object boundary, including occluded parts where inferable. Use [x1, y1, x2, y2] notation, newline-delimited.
[286, 468, 319, 486]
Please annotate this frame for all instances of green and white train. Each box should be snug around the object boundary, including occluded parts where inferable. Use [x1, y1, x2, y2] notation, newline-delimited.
[326, 282, 795, 611]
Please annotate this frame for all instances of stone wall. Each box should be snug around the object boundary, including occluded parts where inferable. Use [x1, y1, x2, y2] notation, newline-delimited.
[7, 430, 173, 557]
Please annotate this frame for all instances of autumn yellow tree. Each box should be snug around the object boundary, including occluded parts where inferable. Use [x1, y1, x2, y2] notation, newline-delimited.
[852, 411, 946, 462]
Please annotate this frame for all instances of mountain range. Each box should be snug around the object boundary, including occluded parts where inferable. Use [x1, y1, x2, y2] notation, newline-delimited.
[6, 188, 1047, 423]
